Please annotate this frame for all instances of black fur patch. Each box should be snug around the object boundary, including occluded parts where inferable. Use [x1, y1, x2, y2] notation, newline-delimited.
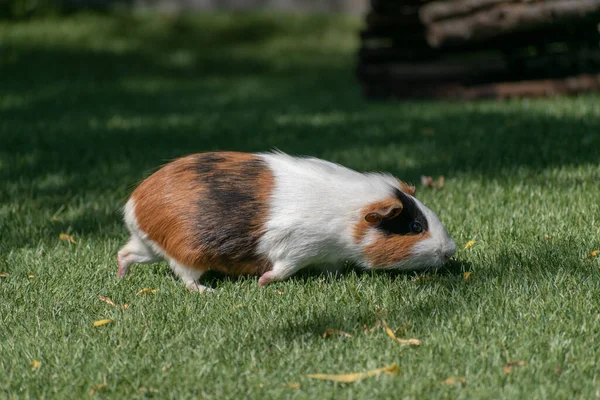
[378, 189, 429, 236]
[192, 154, 227, 174]
[191, 154, 269, 264]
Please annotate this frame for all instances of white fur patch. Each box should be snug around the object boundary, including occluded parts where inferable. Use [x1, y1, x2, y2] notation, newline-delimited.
[257, 153, 392, 268]
[123, 198, 166, 259]
[256, 152, 455, 272]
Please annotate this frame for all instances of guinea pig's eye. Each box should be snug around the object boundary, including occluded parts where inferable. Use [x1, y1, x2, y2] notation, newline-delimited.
[410, 221, 423, 234]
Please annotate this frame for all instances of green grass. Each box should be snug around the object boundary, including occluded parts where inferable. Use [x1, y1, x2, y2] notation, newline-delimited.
[2, 11, 600, 399]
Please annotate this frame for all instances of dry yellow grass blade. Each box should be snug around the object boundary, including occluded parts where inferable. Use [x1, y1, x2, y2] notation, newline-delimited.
[92, 319, 115, 327]
[441, 377, 466, 385]
[89, 383, 107, 396]
[382, 320, 421, 346]
[59, 233, 77, 244]
[287, 382, 300, 389]
[590, 250, 600, 257]
[503, 360, 526, 374]
[97, 296, 129, 310]
[136, 288, 158, 296]
[322, 329, 352, 339]
[30, 360, 41, 369]
[138, 387, 159, 394]
[412, 274, 439, 283]
[308, 363, 398, 383]
[463, 272, 472, 280]
[394, 338, 421, 346]
[28, 275, 35, 279]
[381, 321, 395, 338]
[0, 272, 8, 277]
[464, 240, 476, 249]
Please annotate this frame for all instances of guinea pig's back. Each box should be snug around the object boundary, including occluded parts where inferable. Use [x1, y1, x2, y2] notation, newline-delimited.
[129, 152, 274, 275]
[257, 152, 398, 262]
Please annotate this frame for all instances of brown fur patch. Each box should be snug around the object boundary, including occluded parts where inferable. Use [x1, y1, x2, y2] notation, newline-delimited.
[354, 190, 430, 269]
[131, 152, 273, 276]
[363, 231, 431, 268]
[353, 198, 402, 244]
[398, 180, 416, 196]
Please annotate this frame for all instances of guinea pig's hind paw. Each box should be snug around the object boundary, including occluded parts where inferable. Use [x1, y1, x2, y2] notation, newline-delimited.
[186, 282, 214, 293]
[117, 255, 128, 279]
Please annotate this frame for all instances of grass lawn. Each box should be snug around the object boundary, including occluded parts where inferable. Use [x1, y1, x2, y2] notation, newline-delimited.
[1, 11, 600, 399]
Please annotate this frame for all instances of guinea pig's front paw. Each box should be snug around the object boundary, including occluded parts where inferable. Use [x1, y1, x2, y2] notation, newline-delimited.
[258, 271, 277, 287]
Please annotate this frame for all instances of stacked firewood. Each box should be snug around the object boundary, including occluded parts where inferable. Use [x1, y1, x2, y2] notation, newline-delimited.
[358, 0, 600, 99]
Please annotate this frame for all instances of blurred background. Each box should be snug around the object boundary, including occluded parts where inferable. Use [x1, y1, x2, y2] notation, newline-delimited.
[4, 0, 600, 99]
[0, 0, 368, 17]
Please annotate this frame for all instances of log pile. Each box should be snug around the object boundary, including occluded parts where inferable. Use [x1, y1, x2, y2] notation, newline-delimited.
[358, 0, 600, 99]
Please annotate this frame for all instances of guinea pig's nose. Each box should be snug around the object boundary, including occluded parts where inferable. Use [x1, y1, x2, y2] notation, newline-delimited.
[442, 243, 456, 260]
[448, 242, 457, 255]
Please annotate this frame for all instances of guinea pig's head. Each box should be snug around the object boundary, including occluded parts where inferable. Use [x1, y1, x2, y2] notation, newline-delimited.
[355, 186, 456, 270]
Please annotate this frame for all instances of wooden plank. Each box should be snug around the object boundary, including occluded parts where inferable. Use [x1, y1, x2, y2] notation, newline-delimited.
[420, 0, 511, 24]
[358, 46, 440, 63]
[360, 29, 428, 47]
[425, 0, 600, 48]
[361, 22, 599, 51]
[359, 33, 600, 66]
[361, 73, 600, 99]
[357, 54, 509, 83]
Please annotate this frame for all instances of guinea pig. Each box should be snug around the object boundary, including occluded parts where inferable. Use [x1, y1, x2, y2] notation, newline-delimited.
[117, 151, 456, 292]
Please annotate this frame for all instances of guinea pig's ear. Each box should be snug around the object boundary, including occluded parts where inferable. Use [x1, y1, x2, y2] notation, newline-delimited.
[365, 203, 403, 225]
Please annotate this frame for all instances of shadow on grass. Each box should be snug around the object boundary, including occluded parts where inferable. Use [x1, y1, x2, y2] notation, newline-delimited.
[268, 271, 478, 344]
[198, 265, 349, 289]
[199, 258, 469, 289]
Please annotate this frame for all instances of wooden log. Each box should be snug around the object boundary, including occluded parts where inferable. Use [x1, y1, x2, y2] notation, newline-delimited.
[359, 0, 600, 100]
[357, 54, 509, 83]
[360, 29, 428, 46]
[362, 81, 466, 99]
[463, 73, 600, 99]
[425, 0, 600, 48]
[361, 22, 599, 53]
[358, 46, 440, 63]
[361, 73, 600, 100]
[420, 0, 510, 24]
[359, 28, 600, 64]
